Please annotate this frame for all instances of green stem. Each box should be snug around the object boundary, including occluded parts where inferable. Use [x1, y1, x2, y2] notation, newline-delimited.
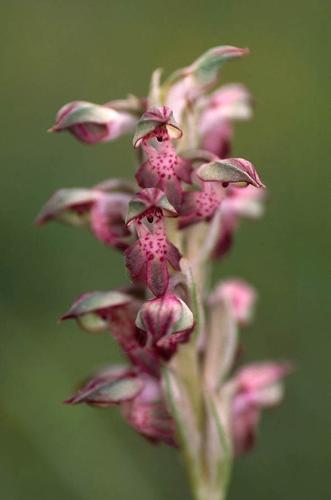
[163, 368, 202, 496]
[194, 482, 226, 500]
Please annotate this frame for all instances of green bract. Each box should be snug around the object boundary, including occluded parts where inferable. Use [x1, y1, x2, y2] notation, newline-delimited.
[189, 46, 249, 85]
[90, 377, 143, 404]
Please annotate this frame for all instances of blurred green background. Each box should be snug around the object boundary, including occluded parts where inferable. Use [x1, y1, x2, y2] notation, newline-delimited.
[0, 1, 329, 499]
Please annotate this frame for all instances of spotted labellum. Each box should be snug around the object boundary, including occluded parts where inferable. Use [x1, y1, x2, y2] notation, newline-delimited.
[39, 45, 291, 500]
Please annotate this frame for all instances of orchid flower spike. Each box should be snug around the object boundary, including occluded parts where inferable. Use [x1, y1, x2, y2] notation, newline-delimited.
[38, 44, 291, 500]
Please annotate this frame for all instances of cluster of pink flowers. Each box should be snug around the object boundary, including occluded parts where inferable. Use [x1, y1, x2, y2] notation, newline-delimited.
[38, 46, 290, 498]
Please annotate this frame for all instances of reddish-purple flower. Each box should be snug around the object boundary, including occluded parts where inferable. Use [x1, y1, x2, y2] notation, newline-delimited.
[36, 181, 135, 251]
[135, 292, 194, 359]
[125, 188, 181, 297]
[60, 289, 161, 377]
[66, 366, 176, 446]
[209, 279, 257, 326]
[89, 191, 133, 250]
[165, 46, 249, 123]
[213, 185, 266, 257]
[178, 155, 265, 228]
[65, 365, 144, 406]
[121, 374, 176, 446]
[179, 179, 225, 228]
[199, 84, 253, 158]
[134, 106, 191, 209]
[38, 45, 292, 492]
[228, 362, 292, 454]
[49, 100, 139, 144]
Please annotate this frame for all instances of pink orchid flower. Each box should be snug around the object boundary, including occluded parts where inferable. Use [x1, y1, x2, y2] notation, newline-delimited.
[36, 181, 135, 251]
[179, 178, 225, 228]
[134, 106, 191, 209]
[125, 188, 181, 297]
[121, 374, 176, 447]
[39, 45, 292, 499]
[229, 362, 292, 454]
[213, 185, 266, 257]
[209, 279, 257, 326]
[66, 366, 175, 446]
[165, 46, 249, 123]
[179, 157, 264, 228]
[61, 289, 161, 377]
[135, 292, 194, 359]
[199, 84, 253, 158]
[49, 100, 139, 144]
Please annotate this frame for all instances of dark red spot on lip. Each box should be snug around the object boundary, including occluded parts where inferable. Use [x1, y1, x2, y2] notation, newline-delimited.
[147, 215, 154, 223]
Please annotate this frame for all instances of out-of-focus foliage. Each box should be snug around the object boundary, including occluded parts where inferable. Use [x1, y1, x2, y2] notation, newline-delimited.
[0, 1, 328, 499]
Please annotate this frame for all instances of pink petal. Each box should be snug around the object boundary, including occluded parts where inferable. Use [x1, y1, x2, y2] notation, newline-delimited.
[201, 121, 233, 159]
[136, 161, 159, 189]
[212, 214, 236, 257]
[124, 241, 147, 282]
[147, 259, 169, 297]
[232, 405, 260, 455]
[236, 362, 293, 392]
[90, 193, 131, 250]
[167, 242, 181, 270]
[179, 183, 224, 228]
[165, 175, 184, 210]
[209, 279, 257, 325]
